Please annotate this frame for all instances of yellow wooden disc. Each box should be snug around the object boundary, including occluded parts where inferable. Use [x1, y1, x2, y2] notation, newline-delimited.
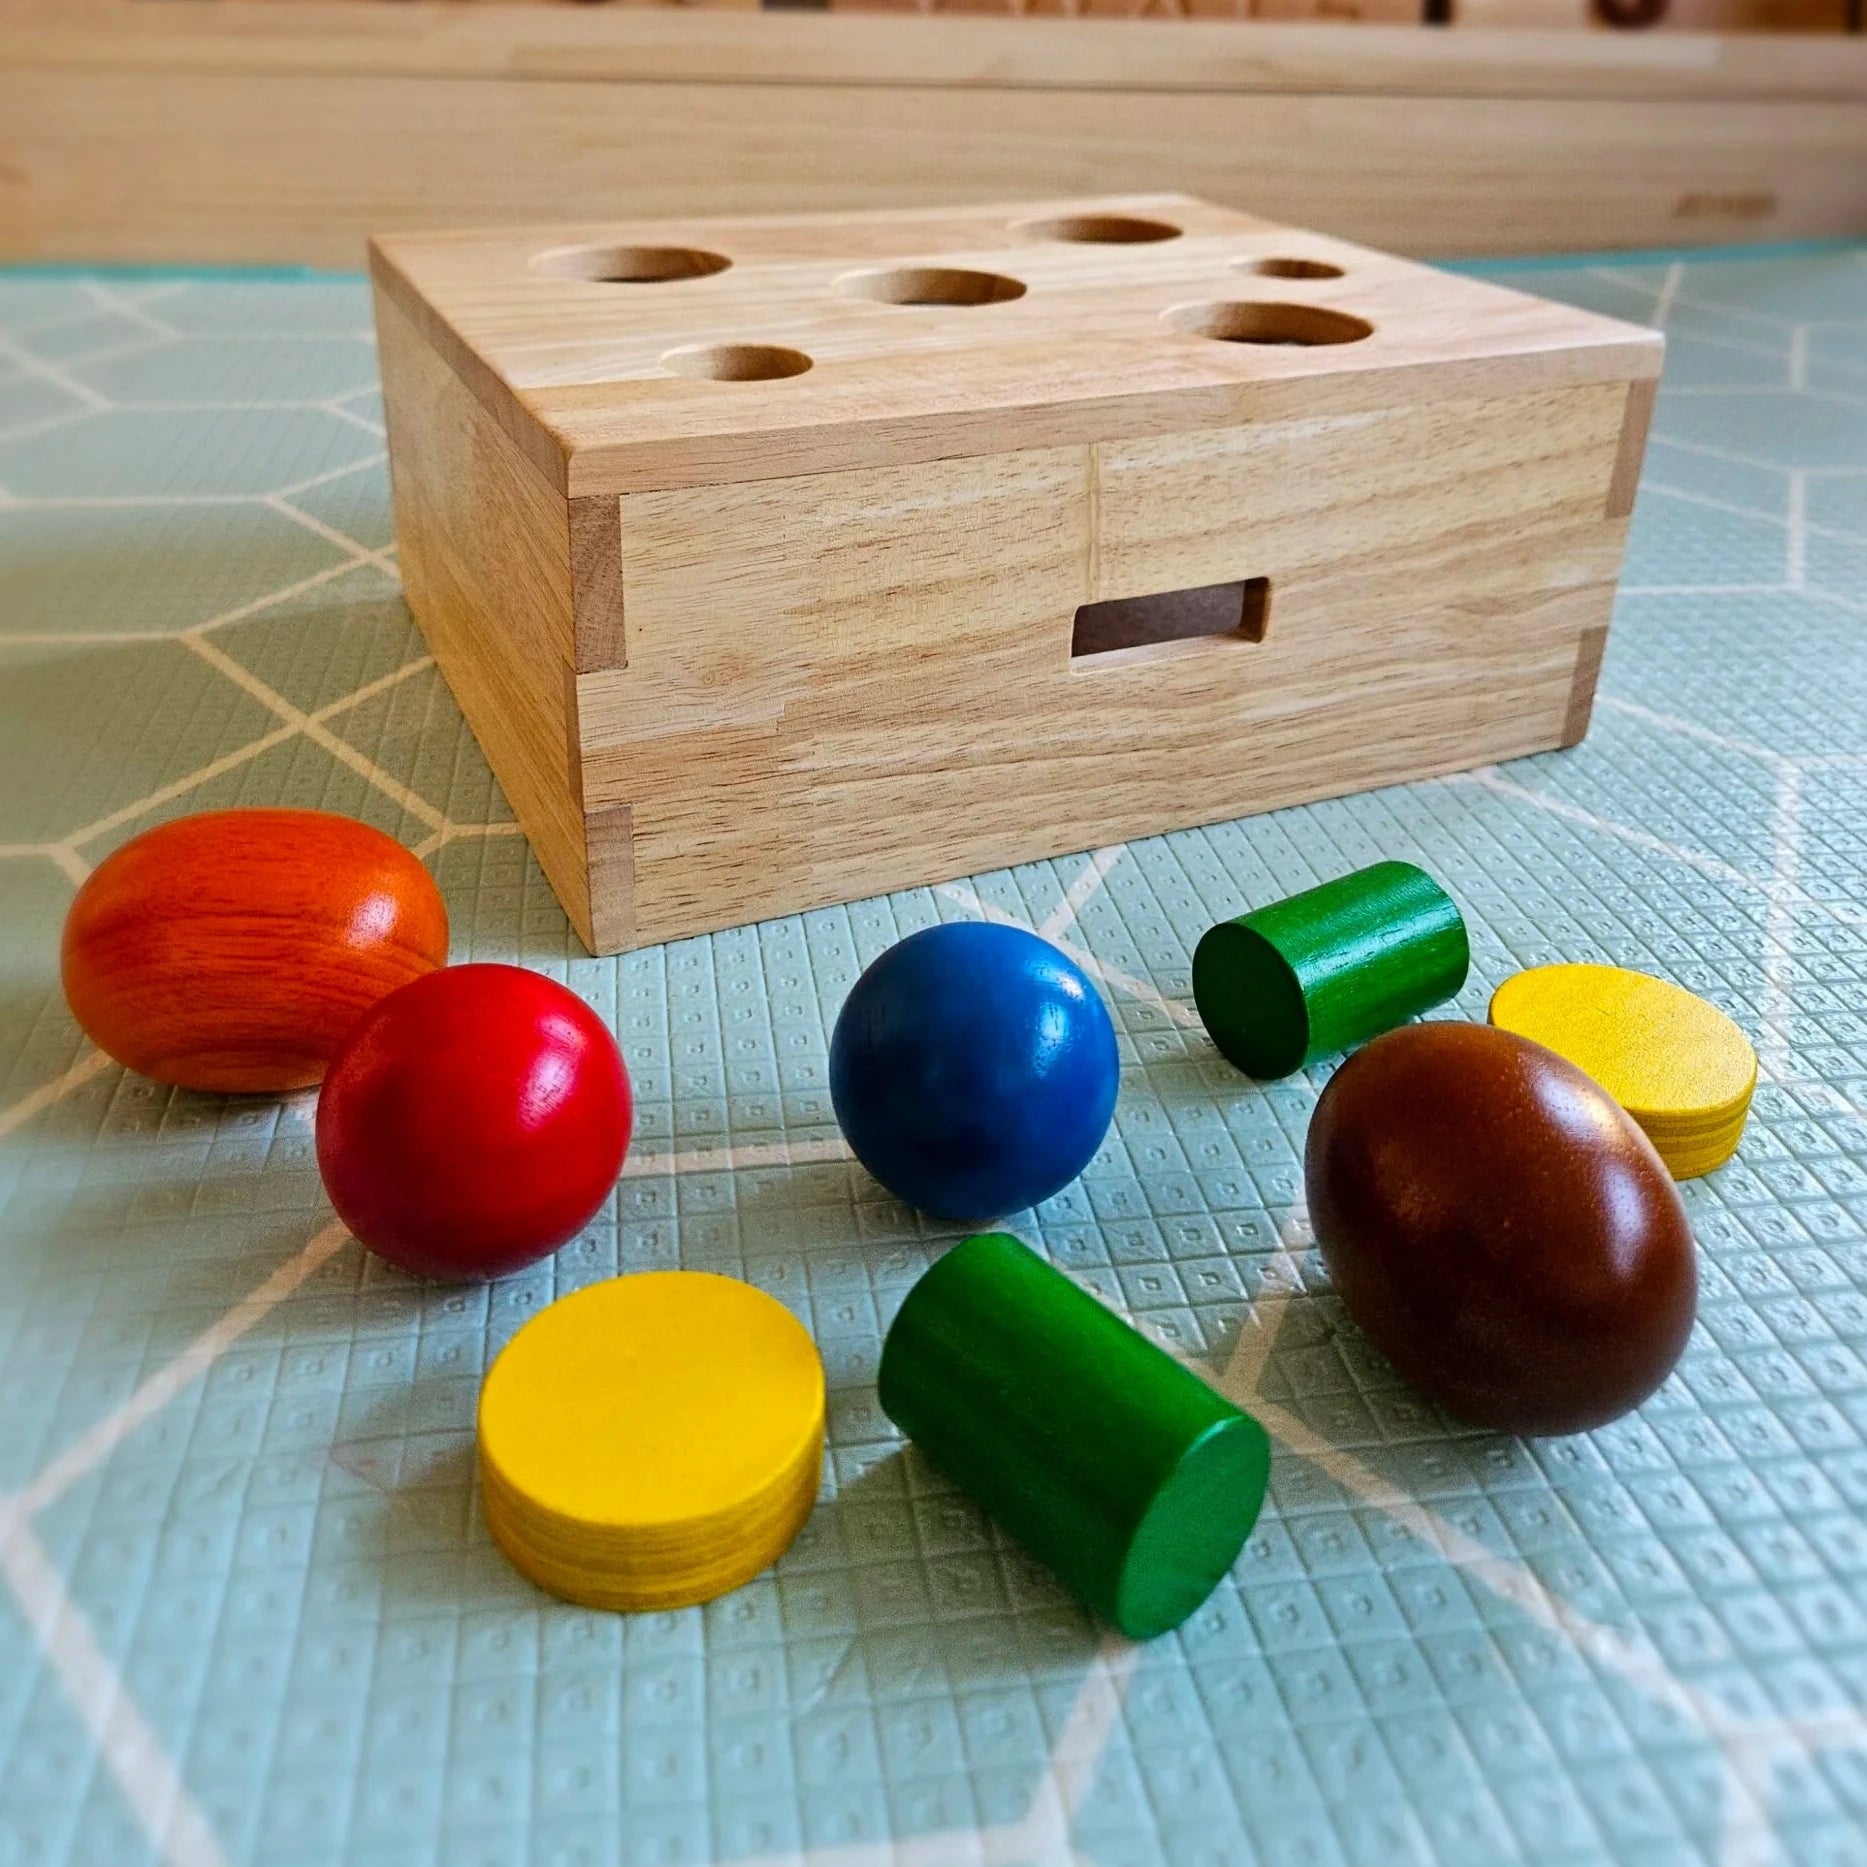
[478, 1271, 824, 1611]
[1652, 1126, 1746, 1180]
[1488, 962, 1756, 1179]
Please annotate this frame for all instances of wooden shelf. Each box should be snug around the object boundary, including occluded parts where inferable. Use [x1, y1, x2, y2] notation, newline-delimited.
[4, 2, 1865, 264]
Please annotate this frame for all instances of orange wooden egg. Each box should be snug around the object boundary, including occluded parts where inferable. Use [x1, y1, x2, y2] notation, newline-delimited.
[61, 809, 450, 1094]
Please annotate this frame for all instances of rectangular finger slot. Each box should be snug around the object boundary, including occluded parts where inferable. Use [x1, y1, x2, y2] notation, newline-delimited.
[1072, 577, 1271, 663]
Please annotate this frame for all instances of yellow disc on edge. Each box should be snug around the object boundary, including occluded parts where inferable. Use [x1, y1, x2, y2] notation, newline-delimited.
[478, 1272, 825, 1612]
[1488, 962, 1756, 1179]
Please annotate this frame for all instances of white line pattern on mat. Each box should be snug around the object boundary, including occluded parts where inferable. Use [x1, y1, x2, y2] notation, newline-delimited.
[17, 1221, 354, 1518]
[3, 256, 1865, 1867]
[0, 1503, 228, 1867]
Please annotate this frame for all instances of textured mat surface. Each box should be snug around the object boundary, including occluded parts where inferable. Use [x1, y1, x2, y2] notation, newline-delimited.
[1, 249, 1865, 1867]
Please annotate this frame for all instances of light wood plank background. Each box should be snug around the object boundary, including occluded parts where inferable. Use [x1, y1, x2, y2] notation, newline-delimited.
[4, 2, 1866, 264]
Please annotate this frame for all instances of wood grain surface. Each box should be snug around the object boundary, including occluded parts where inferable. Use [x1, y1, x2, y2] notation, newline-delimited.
[375, 289, 607, 949]
[375, 196, 1660, 952]
[372, 197, 1662, 496]
[11, 2, 1865, 95]
[3, 3, 1864, 266]
[60, 808, 450, 1093]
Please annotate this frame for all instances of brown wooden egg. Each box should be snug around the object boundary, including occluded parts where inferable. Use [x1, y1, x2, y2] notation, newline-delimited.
[1304, 1021, 1696, 1435]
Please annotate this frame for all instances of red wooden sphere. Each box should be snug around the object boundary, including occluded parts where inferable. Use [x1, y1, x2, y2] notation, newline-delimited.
[61, 808, 449, 1094]
[315, 964, 632, 1280]
[1306, 1021, 1696, 1436]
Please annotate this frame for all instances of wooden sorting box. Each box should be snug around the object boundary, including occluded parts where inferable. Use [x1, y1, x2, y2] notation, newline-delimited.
[371, 194, 1662, 954]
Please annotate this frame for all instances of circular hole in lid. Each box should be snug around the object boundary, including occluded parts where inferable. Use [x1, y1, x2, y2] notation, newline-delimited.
[534, 244, 732, 284]
[838, 266, 1028, 307]
[1245, 256, 1346, 280]
[1016, 214, 1183, 245]
[1161, 301, 1373, 347]
[660, 343, 813, 382]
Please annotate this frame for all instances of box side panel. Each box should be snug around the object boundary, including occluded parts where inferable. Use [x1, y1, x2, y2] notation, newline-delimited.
[1564, 374, 1660, 746]
[577, 378, 1632, 948]
[581, 446, 1084, 945]
[374, 286, 605, 948]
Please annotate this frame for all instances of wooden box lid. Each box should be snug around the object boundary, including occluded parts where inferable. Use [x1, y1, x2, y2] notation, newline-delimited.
[371, 194, 1662, 499]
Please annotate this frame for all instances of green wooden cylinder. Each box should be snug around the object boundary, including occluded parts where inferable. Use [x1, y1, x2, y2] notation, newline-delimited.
[877, 1231, 1270, 1640]
[1192, 860, 1469, 1080]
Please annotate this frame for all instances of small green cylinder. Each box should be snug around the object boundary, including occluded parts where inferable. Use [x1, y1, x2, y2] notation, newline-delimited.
[878, 1232, 1270, 1640]
[1192, 860, 1469, 1080]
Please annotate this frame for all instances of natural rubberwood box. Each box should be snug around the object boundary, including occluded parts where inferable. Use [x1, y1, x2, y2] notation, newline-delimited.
[371, 194, 1662, 955]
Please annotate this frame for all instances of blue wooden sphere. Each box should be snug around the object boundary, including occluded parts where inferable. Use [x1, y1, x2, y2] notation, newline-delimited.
[830, 922, 1120, 1219]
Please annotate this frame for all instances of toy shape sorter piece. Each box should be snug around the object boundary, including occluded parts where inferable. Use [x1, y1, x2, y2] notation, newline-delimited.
[371, 195, 1661, 955]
